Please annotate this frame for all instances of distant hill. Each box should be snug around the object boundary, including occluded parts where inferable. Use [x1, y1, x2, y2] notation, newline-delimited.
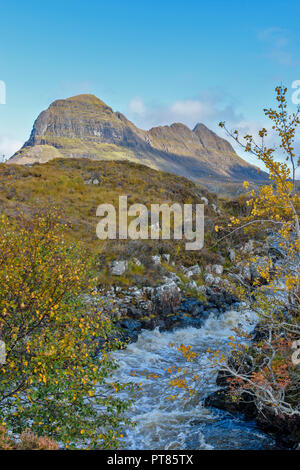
[9, 94, 267, 183]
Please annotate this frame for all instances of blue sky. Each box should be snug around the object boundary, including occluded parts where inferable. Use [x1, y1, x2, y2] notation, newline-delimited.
[0, 0, 299, 168]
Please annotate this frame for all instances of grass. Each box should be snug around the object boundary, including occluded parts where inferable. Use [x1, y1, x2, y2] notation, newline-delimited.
[0, 158, 236, 285]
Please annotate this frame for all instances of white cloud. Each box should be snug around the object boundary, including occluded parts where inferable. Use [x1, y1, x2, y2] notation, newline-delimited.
[126, 92, 300, 178]
[129, 97, 146, 115]
[169, 100, 214, 120]
[127, 93, 244, 131]
[0, 136, 23, 160]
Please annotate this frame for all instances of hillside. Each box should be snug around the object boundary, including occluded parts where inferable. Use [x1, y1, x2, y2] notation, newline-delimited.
[9, 94, 266, 183]
[0, 158, 220, 254]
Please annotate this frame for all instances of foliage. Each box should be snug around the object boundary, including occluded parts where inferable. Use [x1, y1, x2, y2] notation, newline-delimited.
[168, 87, 300, 426]
[0, 423, 58, 450]
[215, 86, 300, 419]
[0, 210, 134, 449]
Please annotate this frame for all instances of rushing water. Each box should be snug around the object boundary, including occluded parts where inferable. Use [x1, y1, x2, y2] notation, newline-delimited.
[110, 306, 278, 450]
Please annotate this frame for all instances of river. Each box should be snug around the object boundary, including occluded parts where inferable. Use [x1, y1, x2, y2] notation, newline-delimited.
[110, 305, 279, 450]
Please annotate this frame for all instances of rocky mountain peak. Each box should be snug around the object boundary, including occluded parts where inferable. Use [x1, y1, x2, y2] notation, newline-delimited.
[9, 94, 266, 183]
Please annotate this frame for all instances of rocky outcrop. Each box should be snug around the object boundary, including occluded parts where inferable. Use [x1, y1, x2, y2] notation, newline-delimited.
[9, 94, 267, 183]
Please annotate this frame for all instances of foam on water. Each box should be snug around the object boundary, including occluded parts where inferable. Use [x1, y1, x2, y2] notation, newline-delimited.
[109, 306, 277, 450]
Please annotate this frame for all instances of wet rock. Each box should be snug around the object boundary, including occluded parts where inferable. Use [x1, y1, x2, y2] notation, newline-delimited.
[178, 316, 204, 328]
[119, 318, 142, 331]
[181, 299, 205, 315]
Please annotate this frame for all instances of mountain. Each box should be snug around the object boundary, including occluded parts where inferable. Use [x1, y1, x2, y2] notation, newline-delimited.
[9, 94, 266, 182]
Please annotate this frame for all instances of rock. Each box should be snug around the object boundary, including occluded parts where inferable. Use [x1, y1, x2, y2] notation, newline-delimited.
[186, 280, 197, 290]
[92, 178, 100, 185]
[178, 317, 204, 328]
[10, 93, 264, 184]
[237, 256, 270, 283]
[206, 275, 221, 286]
[119, 318, 142, 331]
[151, 281, 181, 315]
[185, 264, 201, 277]
[241, 264, 251, 282]
[182, 299, 205, 316]
[196, 285, 207, 295]
[163, 272, 181, 284]
[162, 253, 170, 263]
[110, 260, 128, 276]
[211, 203, 221, 215]
[228, 248, 236, 262]
[241, 240, 254, 254]
[250, 256, 271, 282]
[267, 235, 285, 258]
[151, 255, 161, 265]
[200, 196, 209, 205]
[211, 264, 223, 275]
[133, 257, 142, 267]
[204, 273, 217, 286]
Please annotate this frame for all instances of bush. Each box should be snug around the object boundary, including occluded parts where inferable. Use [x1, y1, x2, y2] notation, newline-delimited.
[0, 424, 58, 450]
[0, 210, 134, 449]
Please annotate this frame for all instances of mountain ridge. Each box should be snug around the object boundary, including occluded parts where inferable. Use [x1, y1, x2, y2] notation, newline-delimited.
[9, 94, 267, 183]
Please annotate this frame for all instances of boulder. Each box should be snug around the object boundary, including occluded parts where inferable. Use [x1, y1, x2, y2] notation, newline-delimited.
[163, 272, 182, 284]
[212, 264, 223, 275]
[151, 281, 181, 315]
[110, 260, 128, 276]
[186, 280, 197, 290]
[188, 264, 201, 276]
[151, 255, 161, 265]
[119, 318, 142, 331]
[204, 273, 214, 285]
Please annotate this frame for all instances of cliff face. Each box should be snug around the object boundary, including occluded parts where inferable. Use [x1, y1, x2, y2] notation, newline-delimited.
[10, 94, 265, 182]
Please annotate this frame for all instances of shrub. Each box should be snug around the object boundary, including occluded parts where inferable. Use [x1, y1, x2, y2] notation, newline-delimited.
[0, 210, 134, 449]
